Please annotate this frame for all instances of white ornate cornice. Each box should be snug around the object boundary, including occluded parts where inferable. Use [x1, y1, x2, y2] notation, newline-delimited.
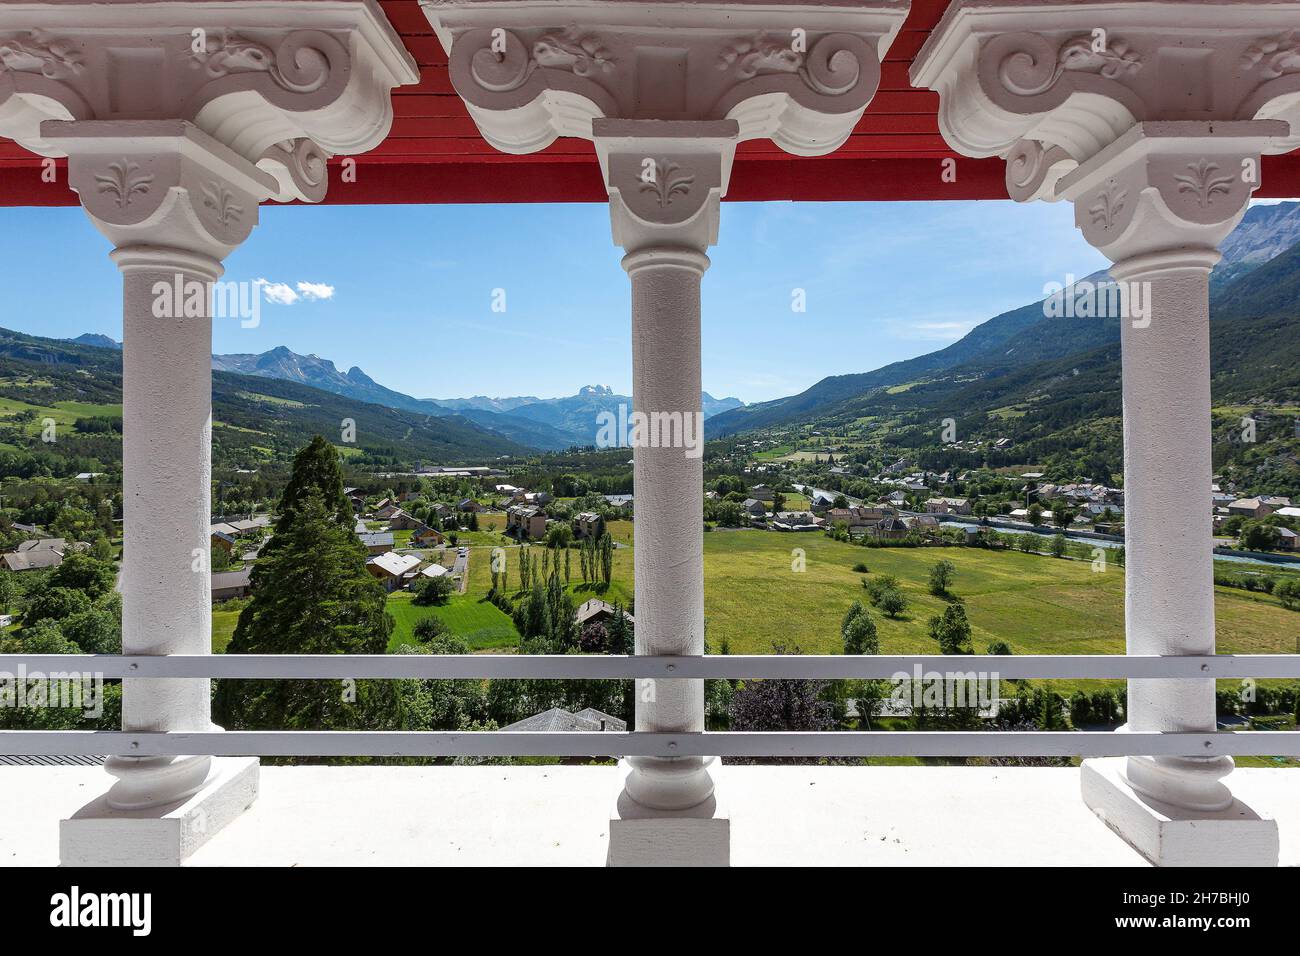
[41, 119, 279, 260]
[0, 1, 418, 202]
[425, 0, 910, 156]
[911, 0, 1300, 203]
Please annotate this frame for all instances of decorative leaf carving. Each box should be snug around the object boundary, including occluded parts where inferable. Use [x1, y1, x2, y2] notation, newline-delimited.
[1173, 159, 1236, 208]
[1088, 181, 1127, 229]
[533, 29, 614, 77]
[190, 29, 331, 94]
[94, 160, 153, 209]
[718, 34, 802, 79]
[0, 30, 83, 80]
[1240, 32, 1300, 79]
[202, 181, 243, 225]
[640, 158, 693, 208]
[999, 33, 1142, 97]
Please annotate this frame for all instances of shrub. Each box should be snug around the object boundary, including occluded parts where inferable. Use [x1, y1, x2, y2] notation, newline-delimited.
[852, 562, 869, 574]
[842, 611, 879, 655]
[864, 574, 900, 606]
[928, 559, 955, 596]
[413, 616, 450, 642]
[413, 575, 454, 606]
[877, 587, 907, 619]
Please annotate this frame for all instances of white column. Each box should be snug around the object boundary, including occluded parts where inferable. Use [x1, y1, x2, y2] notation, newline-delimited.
[1113, 251, 1233, 812]
[46, 122, 277, 866]
[600, 133, 733, 865]
[911, 4, 1300, 864]
[623, 245, 713, 811]
[106, 246, 222, 810]
[426, 4, 906, 867]
[1053, 126, 1284, 865]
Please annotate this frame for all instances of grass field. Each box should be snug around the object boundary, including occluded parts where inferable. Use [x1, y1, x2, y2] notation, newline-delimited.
[212, 608, 239, 652]
[211, 525, 1300, 702]
[0, 396, 122, 435]
[386, 590, 518, 651]
[701, 530, 1300, 695]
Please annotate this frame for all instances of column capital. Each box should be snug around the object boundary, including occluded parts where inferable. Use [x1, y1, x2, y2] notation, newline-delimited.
[426, 0, 909, 156]
[596, 119, 736, 258]
[1053, 120, 1282, 263]
[0, 1, 418, 202]
[41, 119, 278, 260]
[911, 0, 1300, 207]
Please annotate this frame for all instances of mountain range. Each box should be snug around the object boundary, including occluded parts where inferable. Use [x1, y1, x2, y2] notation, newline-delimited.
[207, 352, 742, 450]
[57, 336, 745, 452]
[708, 201, 1300, 454]
[0, 327, 531, 468]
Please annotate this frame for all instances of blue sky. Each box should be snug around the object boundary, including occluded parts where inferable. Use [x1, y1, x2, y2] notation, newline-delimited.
[0, 199, 1108, 403]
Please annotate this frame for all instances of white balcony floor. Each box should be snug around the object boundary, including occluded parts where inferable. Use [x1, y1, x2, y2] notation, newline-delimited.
[1, 764, 1297, 866]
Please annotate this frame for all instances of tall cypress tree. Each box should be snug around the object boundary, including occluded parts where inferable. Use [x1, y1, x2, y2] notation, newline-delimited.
[213, 438, 414, 752]
[260, 435, 353, 555]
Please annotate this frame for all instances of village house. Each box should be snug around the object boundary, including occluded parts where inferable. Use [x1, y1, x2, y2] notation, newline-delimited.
[573, 512, 603, 539]
[905, 514, 941, 535]
[742, 498, 768, 517]
[1228, 497, 1278, 519]
[823, 505, 889, 531]
[871, 516, 911, 541]
[419, 562, 451, 580]
[575, 599, 634, 629]
[771, 512, 821, 531]
[925, 497, 972, 516]
[210, 568, 251, 602]
[386, 510, 423, 531]
[365, 551, 421, 592]
[411, 525, 445, 548]
[809, 492, 837, 512]
[357, 531, 395, 556]
[0, 541, 88, 572]
[506, 504, 547, 539]
[210, 530, 237, 555]
[748, 484, 776, 502]
[1, 548, 65, 572]
[374, 503, 404, 520]
[457, 498, 483, 513]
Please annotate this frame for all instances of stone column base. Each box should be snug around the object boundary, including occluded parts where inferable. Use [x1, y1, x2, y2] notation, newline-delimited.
[1081, 758, 1278, 867]
[607, 760, 730, 867]
[60, 757, 259, 866]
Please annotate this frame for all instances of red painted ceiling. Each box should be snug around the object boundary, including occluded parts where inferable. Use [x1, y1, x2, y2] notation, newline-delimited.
[2, 0, 1298, 204]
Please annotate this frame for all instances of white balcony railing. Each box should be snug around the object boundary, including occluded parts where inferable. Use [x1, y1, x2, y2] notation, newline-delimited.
[2, 653, 1298, 760]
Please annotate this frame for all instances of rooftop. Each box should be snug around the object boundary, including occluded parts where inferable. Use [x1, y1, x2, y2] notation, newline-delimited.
[3, 765, 1297, 866]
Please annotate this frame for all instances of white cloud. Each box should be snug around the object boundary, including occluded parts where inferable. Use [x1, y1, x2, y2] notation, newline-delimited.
[255, 278, 335, 305]
[256, 279, 299, 305]
[296, 281, 335, 301]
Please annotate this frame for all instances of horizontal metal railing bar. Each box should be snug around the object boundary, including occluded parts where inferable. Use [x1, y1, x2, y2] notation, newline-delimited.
[0, 730, 1297, 758]
[1, 653, 1299, 679]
